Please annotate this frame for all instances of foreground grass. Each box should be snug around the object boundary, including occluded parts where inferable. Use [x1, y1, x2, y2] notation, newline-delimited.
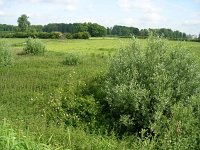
[0, 38, 200, 149]
[0, 119, 51, 150]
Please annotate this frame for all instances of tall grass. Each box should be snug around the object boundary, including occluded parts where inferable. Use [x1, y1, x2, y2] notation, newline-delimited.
[0, 40, 13, 66]
[0, 119, 51, 150]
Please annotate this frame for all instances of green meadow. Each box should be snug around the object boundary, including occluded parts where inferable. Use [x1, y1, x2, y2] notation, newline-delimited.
[0, 38, 200, 149]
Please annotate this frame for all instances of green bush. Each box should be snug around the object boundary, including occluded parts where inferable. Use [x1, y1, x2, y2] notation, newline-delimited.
[82, 31, 90, 39]
[101, 36, 200, 135]
[66, 33, 72, 39]
[63, 53, 82, 65]
[23, 38, 45, 55]
[0, 40, 13, 66]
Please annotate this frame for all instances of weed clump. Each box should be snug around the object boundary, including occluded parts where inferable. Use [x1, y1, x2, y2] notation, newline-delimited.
[63, 53, 82, 65]
[23, 38, 45, 55]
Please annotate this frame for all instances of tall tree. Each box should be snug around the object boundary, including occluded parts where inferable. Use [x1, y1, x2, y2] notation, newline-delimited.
[17, 14, 30, 32]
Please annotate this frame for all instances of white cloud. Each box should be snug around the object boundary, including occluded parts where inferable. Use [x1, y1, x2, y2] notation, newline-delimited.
[29, 0, 42, 3]
[0, 10, 4, 16]
[118, 0, 161, 13]
[26, 13, 42, 18]
[64, 0, 79, 11]
[182, 20, 200, 26]
[17, 0, 79, 11]
[194, 0, 200, 3]
[123, 18, 139, 26]
[87, 4, 95, 11]
[0, 0, 3, 5]
[30, 0, 78, 5]
[141, 13, 166, 22]
[41, 0, 79, 11]
[117, 0, 165, 24]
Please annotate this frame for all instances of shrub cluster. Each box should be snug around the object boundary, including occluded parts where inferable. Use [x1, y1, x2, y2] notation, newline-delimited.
[0, 40, 13, 66]
[23, 38, 45, 55]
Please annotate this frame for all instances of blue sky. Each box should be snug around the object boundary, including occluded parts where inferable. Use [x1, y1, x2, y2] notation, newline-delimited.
[0, 0, 199, 35]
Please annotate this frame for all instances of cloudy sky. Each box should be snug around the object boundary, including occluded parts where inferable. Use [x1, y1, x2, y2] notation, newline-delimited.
[0, 0, 199, 35]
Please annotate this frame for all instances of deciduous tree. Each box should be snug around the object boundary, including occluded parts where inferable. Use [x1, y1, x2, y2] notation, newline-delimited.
[17, 14, 30, 32]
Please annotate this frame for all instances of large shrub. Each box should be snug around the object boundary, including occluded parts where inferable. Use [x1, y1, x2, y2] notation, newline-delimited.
[23, 38, 45, 55]
[0, 40, 13, 66]
[102, 36, 200, 134]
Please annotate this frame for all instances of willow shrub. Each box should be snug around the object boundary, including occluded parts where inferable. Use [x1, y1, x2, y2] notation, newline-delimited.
[23, 38, 45, 55]
[103, 36, 200, 135]
[0, 40, 13, 66]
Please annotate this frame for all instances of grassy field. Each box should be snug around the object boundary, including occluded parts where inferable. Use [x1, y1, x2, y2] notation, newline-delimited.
[0, 38, 200, 149]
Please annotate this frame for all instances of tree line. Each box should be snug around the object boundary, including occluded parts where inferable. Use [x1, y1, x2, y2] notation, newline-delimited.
[0, 14, 198, 40]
